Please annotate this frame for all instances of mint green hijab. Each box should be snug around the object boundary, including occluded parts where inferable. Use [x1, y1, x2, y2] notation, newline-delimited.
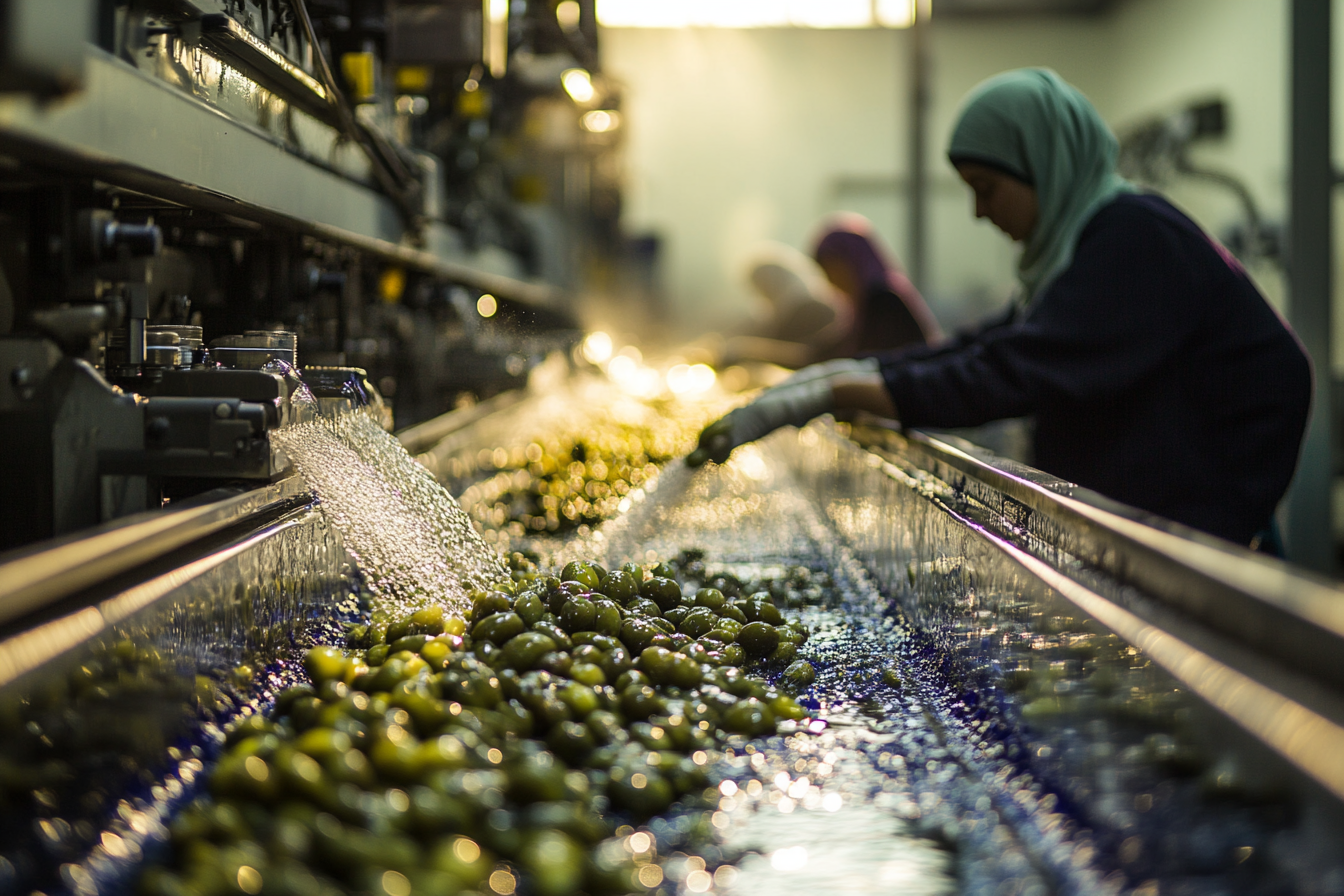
[948, 68, 1135, 305]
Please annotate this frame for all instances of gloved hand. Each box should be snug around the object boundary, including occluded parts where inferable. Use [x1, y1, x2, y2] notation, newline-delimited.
[777, 355, 879, 388]
[687, 376, 833, 466]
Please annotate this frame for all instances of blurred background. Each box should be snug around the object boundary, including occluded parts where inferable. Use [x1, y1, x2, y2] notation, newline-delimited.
[0, 0, 1338, 564]
[588, 0, 1293, 342]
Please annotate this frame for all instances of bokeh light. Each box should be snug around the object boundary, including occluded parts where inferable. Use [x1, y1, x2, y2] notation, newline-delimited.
[581, 331, 614, 364]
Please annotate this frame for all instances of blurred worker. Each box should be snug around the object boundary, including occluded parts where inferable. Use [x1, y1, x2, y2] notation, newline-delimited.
[811, 214, 942, 353]
[689, 68, 1311, 549]
[722, 242, 853, 369]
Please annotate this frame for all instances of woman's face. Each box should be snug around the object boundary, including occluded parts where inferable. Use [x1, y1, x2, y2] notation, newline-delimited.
[955, 162, 1039, 242]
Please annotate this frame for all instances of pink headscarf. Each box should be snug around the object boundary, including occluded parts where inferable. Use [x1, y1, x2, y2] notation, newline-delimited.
[811, 214, 942, 347]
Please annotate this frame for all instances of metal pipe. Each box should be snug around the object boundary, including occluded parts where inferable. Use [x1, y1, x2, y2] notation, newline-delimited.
[906, 0, 931, 291]
[1287, 0, 1334, 573]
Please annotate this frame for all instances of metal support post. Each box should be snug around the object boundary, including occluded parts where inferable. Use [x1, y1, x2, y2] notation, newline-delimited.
[1287, 0, 1334, 572]
[906, 0, 931, 292]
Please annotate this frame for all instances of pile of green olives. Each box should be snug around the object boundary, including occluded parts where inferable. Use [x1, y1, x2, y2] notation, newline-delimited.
[455, 401, 719, 538]
[140, 553, 814, 896]
[459, 435, 669, 535]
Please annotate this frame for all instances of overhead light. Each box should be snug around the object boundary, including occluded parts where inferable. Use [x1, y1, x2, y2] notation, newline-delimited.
[485, 0, 509, 77]
[876, 0, 917, 27]
[790, 0, 873, 28]
[596, 0, 921, 28]
[556, 0, 582, 30]
[581, 109, 622, 132]
[561, 68, 596, 103]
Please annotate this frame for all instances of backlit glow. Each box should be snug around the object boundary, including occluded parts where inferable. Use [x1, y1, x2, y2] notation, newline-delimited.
[581, 331, 614, 364]
[486, 0, 509, 77]
[597, 0, 919, 28]
[581, 109, 622, 133]
[876, 0, 916, 27]
[770, 846, 809, 871]
[477, 294, 498, 317]
[556, 0, 582, 29]
[561, 68, 596, 103]
[666, 362, 716, 395]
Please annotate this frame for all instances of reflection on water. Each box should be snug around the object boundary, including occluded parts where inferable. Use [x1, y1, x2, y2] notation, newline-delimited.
[721, 801, 950, 895]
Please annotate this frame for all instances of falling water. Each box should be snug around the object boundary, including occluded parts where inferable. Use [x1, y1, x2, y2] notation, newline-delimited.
[273, 410, 507, 619]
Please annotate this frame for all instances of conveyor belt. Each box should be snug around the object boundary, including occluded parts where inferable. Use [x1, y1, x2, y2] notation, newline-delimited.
[0, 491, 350, 895]
[3, 389, 1344, 894]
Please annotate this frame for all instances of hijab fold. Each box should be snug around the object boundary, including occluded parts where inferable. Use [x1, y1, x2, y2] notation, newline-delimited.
[948, 68, 1135, 305]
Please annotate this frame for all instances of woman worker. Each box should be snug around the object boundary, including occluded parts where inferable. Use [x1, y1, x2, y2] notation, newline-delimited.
[688, 68, 1312, 549]
[811, 213, 942, 354]
[722, 242, 855, 369]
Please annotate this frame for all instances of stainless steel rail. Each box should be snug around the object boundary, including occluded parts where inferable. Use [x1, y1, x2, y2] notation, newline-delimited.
[815, 422, 1344, 804]
[0, 499, 349, 895]
[0, 477, 310, 628]
[860, 425, 1344, 692]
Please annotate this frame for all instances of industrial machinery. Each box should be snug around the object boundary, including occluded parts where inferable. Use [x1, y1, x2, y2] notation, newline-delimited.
[0, 0, 639, 551]
[3, 2, 1344, 895]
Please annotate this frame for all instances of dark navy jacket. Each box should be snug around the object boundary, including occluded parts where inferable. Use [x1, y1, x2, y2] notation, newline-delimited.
[880, 193, 1312, 545]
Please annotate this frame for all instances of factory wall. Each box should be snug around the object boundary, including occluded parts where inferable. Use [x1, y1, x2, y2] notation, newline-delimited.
[601, 0, 1297, 345]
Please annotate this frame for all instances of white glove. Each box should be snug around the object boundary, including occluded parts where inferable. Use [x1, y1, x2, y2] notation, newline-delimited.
[778, 356, 879, 388]
[687, 377, 833, 466]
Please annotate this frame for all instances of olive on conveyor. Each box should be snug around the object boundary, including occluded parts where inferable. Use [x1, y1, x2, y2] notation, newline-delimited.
[140, 551, 814, 896]
[457, 400, 717, 537]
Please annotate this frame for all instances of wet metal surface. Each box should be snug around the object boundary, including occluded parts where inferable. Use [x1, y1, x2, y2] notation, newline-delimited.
[0, 506, 353, 896]
[6, 387, 1344, 894]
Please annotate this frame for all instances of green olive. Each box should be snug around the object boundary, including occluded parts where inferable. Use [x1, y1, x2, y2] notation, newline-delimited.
[678, 607, 718, 639]
[519, 830, 586, 896]
[420, 638, 452, 669]
[639, 577, 682, 611]
[304, 646, 350, 686]
[736, 621, 780, 659]
[390, 633, 430, 655]
[663, 606, 692, 627]
[707, 619, 742, 641]
[693, 588, 726, 612]
[410, 604, 448, 635]
[557, 596, 597, 633]
[627, 597, 663, 619]
[620, 684, 666, 719]
[471, 591, 514, 622]
[741, 593, 784, 625]
[472, 611, 525, 645]
[591, 600, 622, 636]
[569, 662, 607, 687]
[719, 643, 747, 666]
[559, 561, 602, 590]
[619, 618, 663, 654]
[598, 570, 639, 603]
[723, 696, 776, 736]
[782, 660, 816, 690]
[769, 693, 807, 721]
[546, 720, 597, 764]
[600, 647, 634, 681]
[515, 592, 547, 625]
